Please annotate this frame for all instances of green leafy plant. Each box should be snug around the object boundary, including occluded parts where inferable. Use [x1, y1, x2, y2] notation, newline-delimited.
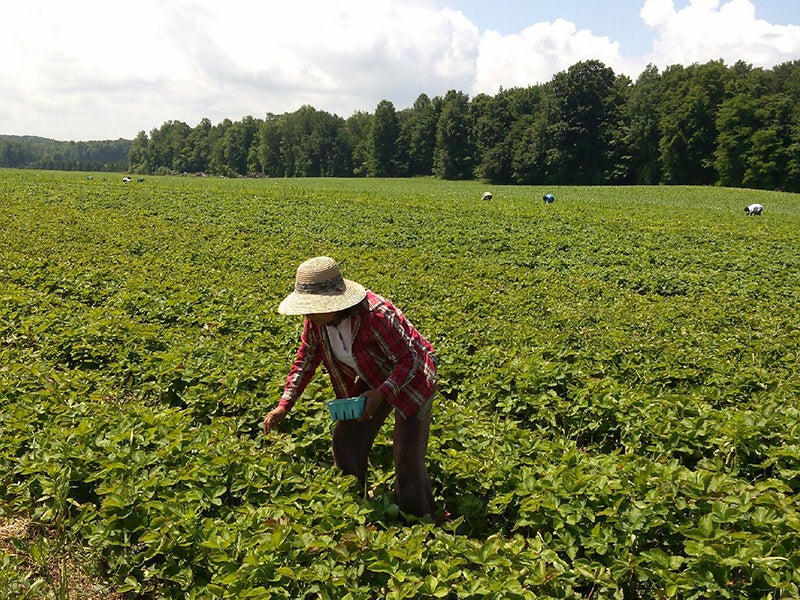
[1, 170, 799, 598]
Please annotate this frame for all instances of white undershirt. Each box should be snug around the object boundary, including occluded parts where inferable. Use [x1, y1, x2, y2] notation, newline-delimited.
[326, 316, 358, 371]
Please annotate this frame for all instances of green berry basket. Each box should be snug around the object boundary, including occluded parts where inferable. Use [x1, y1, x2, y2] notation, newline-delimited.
[326, 396, 366, 421]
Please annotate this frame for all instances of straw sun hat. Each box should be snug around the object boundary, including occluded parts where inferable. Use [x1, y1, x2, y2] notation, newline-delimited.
[278, 256, 367, 315]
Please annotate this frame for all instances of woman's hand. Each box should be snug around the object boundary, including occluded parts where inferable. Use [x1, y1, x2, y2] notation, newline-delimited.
[263, 406, 288, 435]
[358, 389, 385, 421]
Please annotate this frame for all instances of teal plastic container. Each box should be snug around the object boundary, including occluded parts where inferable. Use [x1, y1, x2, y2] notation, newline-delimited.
[326, 396, 366, 421]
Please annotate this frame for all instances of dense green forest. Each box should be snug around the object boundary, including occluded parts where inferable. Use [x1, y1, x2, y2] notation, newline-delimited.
[0, 135, 129, 172]
[3, 59, 800, 190]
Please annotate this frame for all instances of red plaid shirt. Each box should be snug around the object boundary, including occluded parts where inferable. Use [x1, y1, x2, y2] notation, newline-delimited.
[279, 291, 437, 418]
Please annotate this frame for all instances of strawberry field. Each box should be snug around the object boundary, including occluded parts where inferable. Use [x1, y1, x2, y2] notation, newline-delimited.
[1, 169, 799, 599]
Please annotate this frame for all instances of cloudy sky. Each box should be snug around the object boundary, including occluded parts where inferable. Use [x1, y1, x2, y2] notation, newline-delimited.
[1, 0, 798, 141]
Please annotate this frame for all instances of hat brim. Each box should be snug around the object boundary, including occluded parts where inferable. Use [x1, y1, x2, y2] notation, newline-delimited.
[278, 279, 367, 315]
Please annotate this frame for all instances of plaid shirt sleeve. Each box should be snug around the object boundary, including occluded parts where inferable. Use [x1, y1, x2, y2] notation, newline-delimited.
[353, 292, 437, 417]
[278, 319, 323, 411]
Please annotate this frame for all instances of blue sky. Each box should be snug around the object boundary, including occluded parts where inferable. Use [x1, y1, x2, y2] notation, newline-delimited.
[452, 1, 654, 51]
[450, 0, 800, 52]
[1, 0, 798, 141]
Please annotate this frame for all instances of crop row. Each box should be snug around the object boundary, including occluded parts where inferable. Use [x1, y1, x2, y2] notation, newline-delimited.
[1, 170, 799, 598]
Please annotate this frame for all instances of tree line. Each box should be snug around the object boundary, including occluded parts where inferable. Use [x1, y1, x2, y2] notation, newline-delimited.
[0, 136, 129, 172]
[4, 59, 799, 191]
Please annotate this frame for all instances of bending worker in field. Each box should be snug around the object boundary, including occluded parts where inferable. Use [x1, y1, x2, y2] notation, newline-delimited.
[263, 256, 437, 518]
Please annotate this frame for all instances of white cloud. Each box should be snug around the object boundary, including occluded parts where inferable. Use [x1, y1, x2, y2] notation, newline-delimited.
[0, 0, 797, 140]
[640, 0, 677, 27]
[0, 0, 481, 139]
[473, 19, 626, 94]
[474, 0, 800, 92]
[641, 0, 800, 69]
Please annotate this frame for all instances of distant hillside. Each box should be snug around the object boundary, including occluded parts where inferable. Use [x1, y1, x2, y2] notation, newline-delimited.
[0, 134, 131, 172]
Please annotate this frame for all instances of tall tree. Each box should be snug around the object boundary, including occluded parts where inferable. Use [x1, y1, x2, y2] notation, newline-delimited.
[510, 113, 549, 184]
[434, 90, 472, 180]
[545, 60, 622, 184]
[743, 94, 794, 190]
[209, 119, 233, 175]
[147, 120, 191, 174]
[344, 111, 372, 177]
[474, 86, 544, 184]
[659, 60, 731, 185]
[368, 100, 400, 177]
[217, 116, 260, 176]
[177, 118, 213, 174]
[399, 93, 439, 177]
[470, 92, 507, 182]
[255, 114, 284, 177]
[715, 93, 757, 187]
[0, 138, 36, 167]
[127, 131, 150, 173]
[307, 109, 350, 176]
[625, 65, 664, 184]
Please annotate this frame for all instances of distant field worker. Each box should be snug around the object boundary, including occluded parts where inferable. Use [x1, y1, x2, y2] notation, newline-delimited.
[263, 256, 437, 518]
[745, 203, 763, 215]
